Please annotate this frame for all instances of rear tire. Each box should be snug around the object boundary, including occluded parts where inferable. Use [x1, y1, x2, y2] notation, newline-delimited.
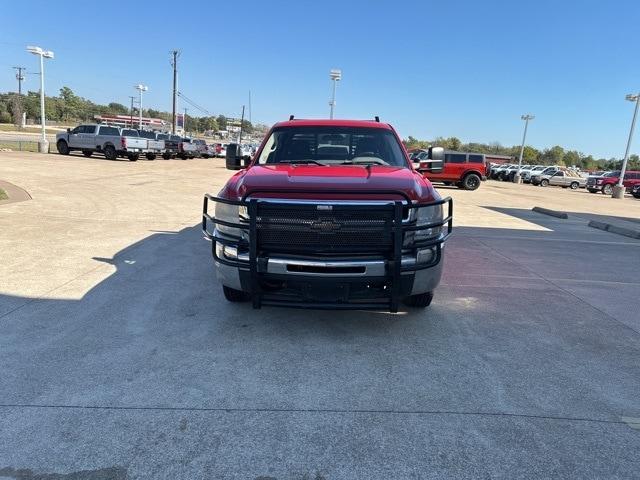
[104, 145, 117, 160]
[404, 291, 434, 308]
[56, 140, 70, 155]
[146, 153, 156, 160]
[82, 150, 92, 157]
[570, 181, 579, 190]
[162, 152, 172, 160]
[462, 173, 481, 190]
[223, 285, 250, 303]
[128, 154, 139, 162]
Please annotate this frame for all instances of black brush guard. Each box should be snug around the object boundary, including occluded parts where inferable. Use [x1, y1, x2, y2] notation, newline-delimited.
[203, 190, 452, 312]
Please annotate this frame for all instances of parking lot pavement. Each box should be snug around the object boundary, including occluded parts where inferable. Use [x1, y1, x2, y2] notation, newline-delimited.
[1, 153, 639, 479]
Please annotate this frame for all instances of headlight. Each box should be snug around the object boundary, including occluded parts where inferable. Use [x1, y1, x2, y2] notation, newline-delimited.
[405, 203, 443, 246]
[215, 202, 246, 239]
[596, 179, 603, 185]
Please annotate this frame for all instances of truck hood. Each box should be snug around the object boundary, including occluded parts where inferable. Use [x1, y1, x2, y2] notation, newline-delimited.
[221, 164, 435, 202]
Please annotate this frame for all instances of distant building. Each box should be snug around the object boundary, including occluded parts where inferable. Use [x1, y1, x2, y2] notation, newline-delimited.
[94, 114, 169, 131]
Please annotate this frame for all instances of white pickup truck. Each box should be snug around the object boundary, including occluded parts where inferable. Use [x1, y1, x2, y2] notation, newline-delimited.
[56, 124, 146, 161]
[137, 130, 165, 160]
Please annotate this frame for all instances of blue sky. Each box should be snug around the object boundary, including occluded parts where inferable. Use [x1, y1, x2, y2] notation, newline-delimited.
[1, 0, 638, 158]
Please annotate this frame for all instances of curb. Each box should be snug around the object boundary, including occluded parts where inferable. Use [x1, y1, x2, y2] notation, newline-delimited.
[588, 220, 640, 240]
[532, 207, 569, 219]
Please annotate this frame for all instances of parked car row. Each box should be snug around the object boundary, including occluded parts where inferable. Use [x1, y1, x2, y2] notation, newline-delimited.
[56, 124, 228, 161]
[489, 162, 640, 197]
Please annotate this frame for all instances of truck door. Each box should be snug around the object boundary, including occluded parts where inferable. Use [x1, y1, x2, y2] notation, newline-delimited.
[80, 125, 96, 149]
[549, 171, 564, 186]
[67, 126, 83, 148]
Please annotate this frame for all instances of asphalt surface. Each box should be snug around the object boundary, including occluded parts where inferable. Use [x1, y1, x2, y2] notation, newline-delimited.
[1, 152, 639, 479]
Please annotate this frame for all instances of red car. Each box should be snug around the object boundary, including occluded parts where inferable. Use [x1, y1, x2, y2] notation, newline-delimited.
[203, 118, 452, 312]
[586, 170, 640, 194]
[411, 149, 487, 190]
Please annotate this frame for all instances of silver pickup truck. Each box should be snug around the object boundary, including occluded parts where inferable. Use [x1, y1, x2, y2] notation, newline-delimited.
[56, 124, 146, 161]
[137, 130, 165, 160]
[178, 137, 200, 159]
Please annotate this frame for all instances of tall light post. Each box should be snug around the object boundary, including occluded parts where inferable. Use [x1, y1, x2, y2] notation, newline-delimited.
[26, 46, 54, 153]
[613, 93, 640, 199]
[134, 84, 148, 129]
[329, 69, 342, 119]
[514, 114, 534, 183]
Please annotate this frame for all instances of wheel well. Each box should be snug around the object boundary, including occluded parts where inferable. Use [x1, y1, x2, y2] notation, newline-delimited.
[463, 170, 483, 179]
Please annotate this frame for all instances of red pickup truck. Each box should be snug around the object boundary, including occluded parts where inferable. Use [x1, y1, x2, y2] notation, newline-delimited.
[203, 119, 452, 312]
[410, 149, 487, 190]
[586, 170, 640, 194]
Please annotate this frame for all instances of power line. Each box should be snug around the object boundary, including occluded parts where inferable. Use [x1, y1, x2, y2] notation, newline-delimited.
[177, 91, 209, 115]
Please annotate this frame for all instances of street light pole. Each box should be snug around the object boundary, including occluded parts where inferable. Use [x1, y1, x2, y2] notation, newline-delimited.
[515, 114, 534, 183]
[26, 46, 54, 153]
[613, 93, 640, 199]
[329, 69, 342, 119]
[134, 84, 148, 129]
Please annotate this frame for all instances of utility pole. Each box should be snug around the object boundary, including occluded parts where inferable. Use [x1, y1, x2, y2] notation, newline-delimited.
[613, 93, 640, 198]
[171, 50, 179, 134]
[128, 96, 135, 128]
[248, 90, 252, 124]
[184, 108, 188, 134]
[13, 67, 25, 96]
[238, 105, 245, 145]
[515, 114, 535, 183]
[329, 69, 342, 119]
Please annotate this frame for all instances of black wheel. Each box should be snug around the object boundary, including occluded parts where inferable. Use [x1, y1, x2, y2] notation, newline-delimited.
[633, 193, 640, 199]
[404, 291, 434, 308]
[540, 179, 549, 187]
[104, 145, 117, 160]
[602, 184, 613, 195]
[146, 153, 156, 160]
[462, 173, 481, 191]
[223, 285, 250, 303]
[56, 140, 70, 155]
[128, 154, 139, 162]
[162, 152, 172, 160]
[82, 150, 92, 157]
[570, 181, 579, 190]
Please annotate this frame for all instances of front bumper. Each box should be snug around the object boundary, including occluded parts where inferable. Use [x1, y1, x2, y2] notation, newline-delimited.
[203, 194, 452, 312]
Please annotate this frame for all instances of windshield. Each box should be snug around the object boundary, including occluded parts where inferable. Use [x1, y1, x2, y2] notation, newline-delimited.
[257, 126, 407, 166]
[603, 171, 620, 177]
[138, 130, 156, 139]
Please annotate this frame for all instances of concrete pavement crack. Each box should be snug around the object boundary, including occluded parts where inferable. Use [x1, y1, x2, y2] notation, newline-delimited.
[0, 403, 628, 426]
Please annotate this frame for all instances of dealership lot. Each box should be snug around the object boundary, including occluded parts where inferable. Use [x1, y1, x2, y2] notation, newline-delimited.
[1, 152, 639, 479]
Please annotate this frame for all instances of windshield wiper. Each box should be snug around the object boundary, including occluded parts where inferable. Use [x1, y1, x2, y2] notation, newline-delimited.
[281, 160, 325, 166]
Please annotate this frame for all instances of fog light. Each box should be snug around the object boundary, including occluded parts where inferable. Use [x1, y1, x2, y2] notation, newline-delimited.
[416, 247, 435, 264]
[223, 245, 238, 259]
[216, 243, 238, 260]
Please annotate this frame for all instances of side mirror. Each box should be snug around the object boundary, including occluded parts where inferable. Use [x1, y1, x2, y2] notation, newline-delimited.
[225, 143, 250, 170]
[415, 147, 444, 173]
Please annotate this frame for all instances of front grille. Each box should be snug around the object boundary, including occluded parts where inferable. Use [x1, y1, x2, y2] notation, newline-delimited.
[587, 178, 596, 185]
[256, 202, 396, 254]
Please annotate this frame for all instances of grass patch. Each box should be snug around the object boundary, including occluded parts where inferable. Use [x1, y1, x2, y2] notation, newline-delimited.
[0, 142, 41, 152]
[0, 124, 63, 134]
[0, 188, 7, 201]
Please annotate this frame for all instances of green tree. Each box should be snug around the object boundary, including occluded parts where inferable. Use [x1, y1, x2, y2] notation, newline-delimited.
[216, 115, 227, 130]
[107, 102, 129, 115]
